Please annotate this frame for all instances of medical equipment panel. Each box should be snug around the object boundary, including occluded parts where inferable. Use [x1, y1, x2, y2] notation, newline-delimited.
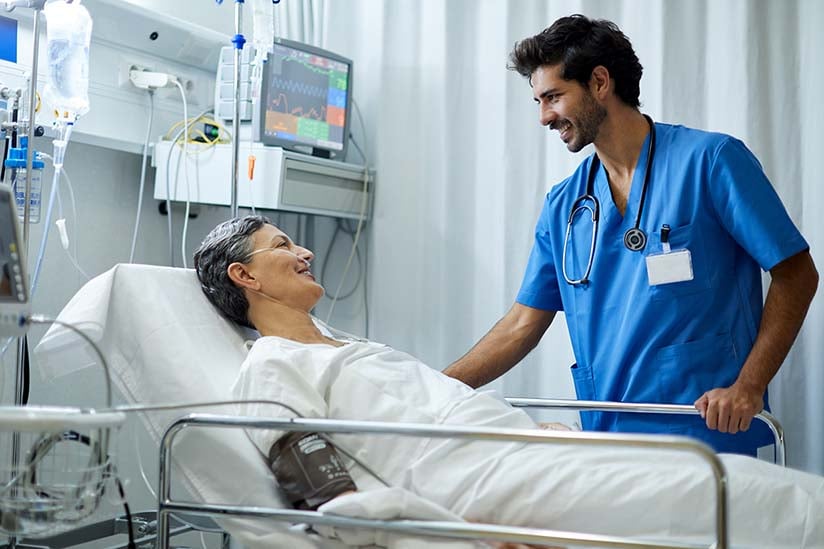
[0, 184, 29, 335]
[152, 141, 372, 220]
[213, 45, 253, 122]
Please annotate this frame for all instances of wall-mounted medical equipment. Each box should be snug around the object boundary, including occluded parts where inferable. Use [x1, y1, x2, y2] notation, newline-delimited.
[0, 179, 29, 335]
[153, 141, 372, 220]
[215, 39, 353, 162]
[214, 46, 253, 122]
[3, 136, 43, 224]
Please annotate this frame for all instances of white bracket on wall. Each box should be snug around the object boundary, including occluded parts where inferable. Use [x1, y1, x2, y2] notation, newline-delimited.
[152, 141, 373, 221]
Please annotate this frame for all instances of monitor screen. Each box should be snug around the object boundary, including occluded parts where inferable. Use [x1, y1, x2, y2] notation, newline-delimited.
[258, 39, 352, 160]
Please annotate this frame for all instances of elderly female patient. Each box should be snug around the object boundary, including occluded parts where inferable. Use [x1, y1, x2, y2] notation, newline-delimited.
[193, 216, 824, 548]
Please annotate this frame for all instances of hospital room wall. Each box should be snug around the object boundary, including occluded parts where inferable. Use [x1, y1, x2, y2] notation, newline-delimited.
[321, 0, 824, 471]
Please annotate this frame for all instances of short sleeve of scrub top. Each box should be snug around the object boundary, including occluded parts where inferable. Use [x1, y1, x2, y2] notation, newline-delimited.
[516, 186, 564, 311]
[708, 137, 808, 269]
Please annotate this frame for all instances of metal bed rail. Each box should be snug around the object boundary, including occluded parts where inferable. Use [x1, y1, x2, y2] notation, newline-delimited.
[505, 398, 786, 466]
[158, 414, 728, 549]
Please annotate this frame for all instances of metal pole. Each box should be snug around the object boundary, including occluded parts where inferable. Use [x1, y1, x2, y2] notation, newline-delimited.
[505, 398, 786, 466]
[9, 9, 42, 548]
[21, 5, 40, 248]
[157, 424, 173, 549]
[230, 0, 244, 219]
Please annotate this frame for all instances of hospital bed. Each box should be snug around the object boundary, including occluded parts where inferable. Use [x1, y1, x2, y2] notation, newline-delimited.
[32, 264, 792, 549]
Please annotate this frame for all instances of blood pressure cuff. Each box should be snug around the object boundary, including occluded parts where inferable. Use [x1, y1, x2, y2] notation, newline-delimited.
[269, 432, 357, 511]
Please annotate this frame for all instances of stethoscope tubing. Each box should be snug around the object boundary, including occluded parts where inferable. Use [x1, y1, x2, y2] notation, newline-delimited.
[562, 196, 598, 285]
[561, 115, 656, 286]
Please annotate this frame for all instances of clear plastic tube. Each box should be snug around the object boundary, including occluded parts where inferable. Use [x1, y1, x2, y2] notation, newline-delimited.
[172, 79, 191, 269]
[129, 91, 154, 263]
[30, 166, 60, 298]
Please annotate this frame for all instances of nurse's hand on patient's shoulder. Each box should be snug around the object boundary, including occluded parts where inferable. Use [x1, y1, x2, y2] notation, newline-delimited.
[694, 381, 764, 434]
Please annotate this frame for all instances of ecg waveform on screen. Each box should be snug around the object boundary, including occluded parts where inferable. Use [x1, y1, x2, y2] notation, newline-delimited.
[283, 55, 340, 76]
[271, 77, 327, 99]
[269, 93, 327, 121]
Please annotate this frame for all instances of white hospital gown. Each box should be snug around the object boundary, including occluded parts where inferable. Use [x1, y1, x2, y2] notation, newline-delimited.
[233, 336, 824, 548]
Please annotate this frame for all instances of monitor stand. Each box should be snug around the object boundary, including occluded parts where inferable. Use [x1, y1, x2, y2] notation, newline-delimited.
[311, 148, 331, 159]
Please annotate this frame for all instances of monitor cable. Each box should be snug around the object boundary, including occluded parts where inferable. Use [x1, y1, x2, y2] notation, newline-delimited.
[324, 99, 370, 327]
[129, 90, 155, 264]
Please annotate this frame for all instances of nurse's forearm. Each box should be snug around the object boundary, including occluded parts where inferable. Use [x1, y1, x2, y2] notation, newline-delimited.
[737, 250, 818, 393]
[443, 304, 556, 388]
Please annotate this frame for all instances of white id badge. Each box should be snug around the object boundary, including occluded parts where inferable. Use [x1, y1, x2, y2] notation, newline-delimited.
[645, 249, 694, 286]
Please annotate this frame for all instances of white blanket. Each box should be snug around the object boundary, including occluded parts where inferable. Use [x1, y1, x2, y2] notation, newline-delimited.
[236, 336, 824, 548]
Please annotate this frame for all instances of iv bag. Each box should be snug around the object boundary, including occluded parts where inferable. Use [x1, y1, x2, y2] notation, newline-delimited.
[250, 0, 275, 85]
[43, 0, 93, 118]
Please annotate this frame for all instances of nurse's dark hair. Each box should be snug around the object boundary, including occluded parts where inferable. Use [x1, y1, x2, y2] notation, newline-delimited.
[508, 14, 643, 108]
[193, 215, 271, 329]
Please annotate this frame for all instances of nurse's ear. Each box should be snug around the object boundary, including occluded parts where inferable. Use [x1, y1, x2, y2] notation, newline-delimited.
[227, 262, 260, 291]
[589, 65, 611, 102]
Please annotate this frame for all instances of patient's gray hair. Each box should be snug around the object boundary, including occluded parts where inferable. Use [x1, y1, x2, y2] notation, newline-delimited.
[193, 215, 271, 328]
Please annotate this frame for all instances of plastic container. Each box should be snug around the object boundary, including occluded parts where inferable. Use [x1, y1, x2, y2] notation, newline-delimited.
[4, 137, 45, 223]
[43, 0, 93, 118]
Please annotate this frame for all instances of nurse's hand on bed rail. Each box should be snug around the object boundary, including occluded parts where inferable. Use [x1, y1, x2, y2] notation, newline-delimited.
[694, 381, 764, 434]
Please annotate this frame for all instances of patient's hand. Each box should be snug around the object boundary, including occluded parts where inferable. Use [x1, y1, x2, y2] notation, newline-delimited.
[491, 541, 565, 548]
[537, 422, 573, 431]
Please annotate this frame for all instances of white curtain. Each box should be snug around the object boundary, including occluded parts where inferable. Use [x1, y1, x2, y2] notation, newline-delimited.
[274, 0, 327, 45]
[320, 0, 824, 474]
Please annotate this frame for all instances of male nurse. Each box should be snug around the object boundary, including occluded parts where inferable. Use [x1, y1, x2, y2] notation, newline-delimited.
[444, 14, 818, 455]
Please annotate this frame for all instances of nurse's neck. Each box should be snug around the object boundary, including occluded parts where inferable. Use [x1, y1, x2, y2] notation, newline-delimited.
[592, 108, 651, 216]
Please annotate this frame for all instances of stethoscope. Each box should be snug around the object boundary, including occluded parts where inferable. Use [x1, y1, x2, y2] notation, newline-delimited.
[561, 114, 656, 285]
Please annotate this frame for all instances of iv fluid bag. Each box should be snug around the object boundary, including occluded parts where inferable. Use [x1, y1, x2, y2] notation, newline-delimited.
[43, 0, 93, 117]
[251, 0, 275, 84]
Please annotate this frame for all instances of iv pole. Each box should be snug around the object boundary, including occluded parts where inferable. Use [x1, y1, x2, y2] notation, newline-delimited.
[0, 2, 45, 548]
[230, 0, 245, 219]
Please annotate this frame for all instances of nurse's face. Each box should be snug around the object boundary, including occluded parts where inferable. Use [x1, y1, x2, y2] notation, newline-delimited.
[244, 224, 324, 311]
[532, 64, 606, 153]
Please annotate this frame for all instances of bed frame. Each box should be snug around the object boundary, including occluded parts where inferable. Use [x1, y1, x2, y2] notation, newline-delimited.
[7, 400, 783, 548]
[151, 398, 783, 549]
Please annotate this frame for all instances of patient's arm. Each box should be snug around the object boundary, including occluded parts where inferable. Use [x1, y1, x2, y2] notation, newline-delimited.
[444, 303, 556, 388]
[268, 431, 357, 510]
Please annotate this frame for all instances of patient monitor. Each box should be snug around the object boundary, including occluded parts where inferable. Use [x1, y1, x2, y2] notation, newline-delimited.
[0, 184, 29, 335]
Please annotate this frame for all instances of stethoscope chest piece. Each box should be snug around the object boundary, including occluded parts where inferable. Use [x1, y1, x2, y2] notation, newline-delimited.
[623, 227, 647, 251]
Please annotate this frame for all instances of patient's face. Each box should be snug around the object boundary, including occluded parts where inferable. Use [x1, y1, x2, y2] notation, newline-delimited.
[245, 224, 324, 311]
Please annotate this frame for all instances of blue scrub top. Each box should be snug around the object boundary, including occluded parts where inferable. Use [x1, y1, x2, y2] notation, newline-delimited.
[517, 122, 809, 455]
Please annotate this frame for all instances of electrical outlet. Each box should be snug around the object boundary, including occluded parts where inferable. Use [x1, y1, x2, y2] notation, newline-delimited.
[118, 63, 149, 89]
